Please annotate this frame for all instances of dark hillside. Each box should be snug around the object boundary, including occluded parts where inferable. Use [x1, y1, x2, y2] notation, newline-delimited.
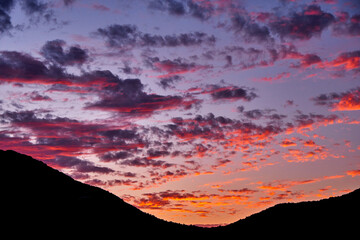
[1, 150, 203, 237]
[2, 149, 359, 238]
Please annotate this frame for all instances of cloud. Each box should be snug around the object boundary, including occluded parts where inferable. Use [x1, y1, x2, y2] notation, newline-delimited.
[346, 169, 360, 177]
[217, 188, 258, 195]
[332, 13, 360, 37]
[253, 72, 291, 82]
[289, 112, 339, 134]
[47, 155, 114, 174]
[312, 87, 360, 111]
[280, 139, 297, 147]
[230, 13, 274, 43]
[221, 43, 302, 71]
[0, 51, 69, 84]
[63, 0, 76, 6]
[19, 0, 58, 25]
[202, 84, 258, 102]
[270, 4, 335, 40]
[166, 112, 283, 153]
[0, 50, 199, 118]
[85, 78, 197, 116]
[292, 54, 322, 68]
[146, 57, 211, 78]
[321, 50, 360, 71]
[26, 91, 52, 101]
[96, 24, 215, 49]
[120, 157, 175, 169]
[41, 39, 89, 66]
[20, 0, 48, 16]
[157, 75, 183, 89]
[0, 9, 12, 34]
[211, 159, 232, 170]
[148, 0, 214, 21]
[99, 151, 133, 162]
[0, 0, 15, 12]
[0, 110, 146, 161]
[149, 0, 186, 16]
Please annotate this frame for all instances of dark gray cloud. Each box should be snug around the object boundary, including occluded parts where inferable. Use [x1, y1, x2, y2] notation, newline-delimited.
[63, 0, 76, 6]
[0, 0, 14, 34]
[96, 24, 215, 48]
[120, 157, 175, 169]
[20, 0, 48, 15]
[230, 13, 274, 43]
[0, 0, 15, 12]
[49, 155, 114, 174]
[41, 39, 89, 66]
[297, 54, 322, 68]
[206, 85, 258, 102]
[149, 0, 215, 21]
[100, 151, 134, 162]
[332, 13, 360, 37]
[149, 0, 186, 16]
[269, 4, 335, 40]
[293, 112, 338, 128]
[0, 51, 68, 82]
[145, 56, 210, 76]
[0, 9, 12, 34]
[157, 75, 183, 89]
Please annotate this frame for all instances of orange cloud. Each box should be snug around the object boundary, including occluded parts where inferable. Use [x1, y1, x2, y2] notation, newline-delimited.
[280, 139, 297, 147]
[331, 89, 360, 111]
[346, 169, 360, 177]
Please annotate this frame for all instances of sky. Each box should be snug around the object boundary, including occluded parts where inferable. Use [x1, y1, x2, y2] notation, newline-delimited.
[0, 0, 359, 226]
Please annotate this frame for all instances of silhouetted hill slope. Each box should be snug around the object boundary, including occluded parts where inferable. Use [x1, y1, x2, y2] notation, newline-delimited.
[1, 150, 203, 237]
[211, 184, 360, 237]
[2, 149, 359, 238]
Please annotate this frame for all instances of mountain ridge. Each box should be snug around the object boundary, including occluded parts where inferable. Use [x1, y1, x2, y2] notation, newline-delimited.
[2, 149, 359, 237]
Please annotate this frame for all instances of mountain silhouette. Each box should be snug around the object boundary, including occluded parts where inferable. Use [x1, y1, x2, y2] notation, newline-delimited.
[212, 186, 360, 237]
[2, 149, 359, 238]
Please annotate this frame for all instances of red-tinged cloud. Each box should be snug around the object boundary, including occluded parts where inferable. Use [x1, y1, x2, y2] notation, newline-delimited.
[146, 57, 211, 78]
[86, 91, 190, 115]
[27, 91, 52, 101]
[320, 50, 360, 71]
[0, 50, 200, 117]
[294, 54, 322, 68]
[312, 87, 360, 111]
[211, 159, 232, 170]
[0, 110, 147, 162]
[253, 72, 290, 82]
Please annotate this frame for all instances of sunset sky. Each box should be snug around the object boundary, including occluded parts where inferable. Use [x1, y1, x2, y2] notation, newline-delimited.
[0, 0, 359, 226]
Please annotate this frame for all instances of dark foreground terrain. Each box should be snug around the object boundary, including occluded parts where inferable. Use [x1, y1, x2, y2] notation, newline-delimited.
[2, 150, 359, 238]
